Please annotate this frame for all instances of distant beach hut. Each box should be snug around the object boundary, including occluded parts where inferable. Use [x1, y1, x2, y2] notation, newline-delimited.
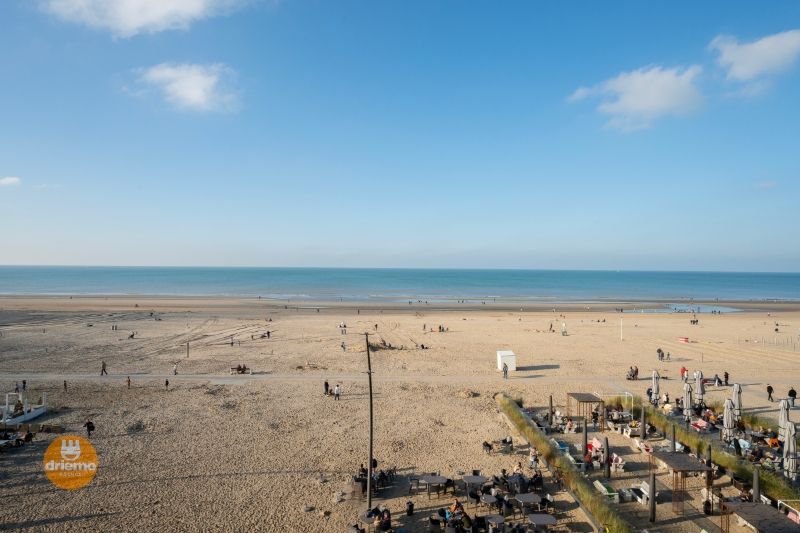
[496, 350, 516, 372]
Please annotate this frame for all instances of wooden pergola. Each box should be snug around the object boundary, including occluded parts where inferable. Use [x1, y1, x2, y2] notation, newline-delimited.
[650, 451, 712, 515]
[566, 392, 605, 432]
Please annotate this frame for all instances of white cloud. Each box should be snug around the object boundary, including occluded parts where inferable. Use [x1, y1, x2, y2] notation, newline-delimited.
[754, 180, 778, 190]
[569, 65, 703, 131]
[0, 177, 21, 187]
[710, 30, 800, 82]
[41, 0, 248, 38]
[136, 62, 239, 112]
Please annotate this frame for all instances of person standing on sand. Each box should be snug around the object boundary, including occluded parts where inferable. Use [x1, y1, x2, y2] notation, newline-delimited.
[502, 363, 508, 380]
[334, 384, 341, 400]
[724, 371, 729, 386]
[767, 384, 774, 402]
[126, 376, 131, 389]
[789, 387, 797, 407]
[83, 419, 95, 438]
[165, 379, 170, 390]
[172, 363, 178, 375]
[63, 380, 67, 392]
[324, 380, 329, 396]
[100, 361, 108, 376]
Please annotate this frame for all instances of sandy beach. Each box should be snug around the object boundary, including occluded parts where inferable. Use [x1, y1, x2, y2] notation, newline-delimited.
[1, 297, 799, 531]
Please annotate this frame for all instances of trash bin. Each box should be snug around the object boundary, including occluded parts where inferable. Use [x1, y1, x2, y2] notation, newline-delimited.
[406, 501, 414, 516]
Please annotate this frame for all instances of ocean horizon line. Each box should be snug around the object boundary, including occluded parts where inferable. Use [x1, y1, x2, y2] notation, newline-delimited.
[2, 265, 800, 275]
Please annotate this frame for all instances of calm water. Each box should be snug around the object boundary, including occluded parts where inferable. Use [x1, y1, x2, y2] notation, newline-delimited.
[1, 267, 799, 302]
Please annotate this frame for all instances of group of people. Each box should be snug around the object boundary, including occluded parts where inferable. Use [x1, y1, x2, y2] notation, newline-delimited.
[656, 348, 671, 361]
[323, 380, 341, 400]
[625, 366, 640, 380]
[766, 384, 796, 406]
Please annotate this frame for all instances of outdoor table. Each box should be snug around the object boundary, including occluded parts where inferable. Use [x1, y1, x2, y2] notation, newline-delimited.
[480, 494, 497, 509]
[462, 475, 488, 492]
[485, 514, 505, 526]
[419, 475, 447, 499]
[528, 513, 557, 527]
[515, 492, 541, 504]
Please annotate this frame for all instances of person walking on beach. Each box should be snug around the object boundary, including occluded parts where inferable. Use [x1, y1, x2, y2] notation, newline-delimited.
[83, 419, 95, 438]
[63, 380, 67, 392]
[789, 386, 797, 407]
[126, 376, 131, 389]
[341, 342, 346, 352]
[334, 384, 341, 400]
[502, 363, 508, 380]
[165, 379, 170, 390]
[172, 363, 178, 375]
[767, 384, 774, 402]
[324, 380, 329, 396]
[100, 361, 108, 376]
[22, 380, 26, 391]
[724, 371, 729, 386]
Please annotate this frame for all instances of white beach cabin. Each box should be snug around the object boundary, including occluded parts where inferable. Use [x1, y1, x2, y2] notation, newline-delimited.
[496, 350, 517, 372]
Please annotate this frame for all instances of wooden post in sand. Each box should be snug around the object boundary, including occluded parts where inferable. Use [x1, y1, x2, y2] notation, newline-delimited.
[549, 395, 554, 425]
[365, 333, 374, 509]
[186, 341, 190, 359]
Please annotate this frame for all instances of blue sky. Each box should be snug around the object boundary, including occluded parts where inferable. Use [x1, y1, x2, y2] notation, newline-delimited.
[1, 1, 799, 271]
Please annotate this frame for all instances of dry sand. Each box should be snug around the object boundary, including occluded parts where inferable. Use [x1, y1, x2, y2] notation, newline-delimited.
[1, 297, 798, 531]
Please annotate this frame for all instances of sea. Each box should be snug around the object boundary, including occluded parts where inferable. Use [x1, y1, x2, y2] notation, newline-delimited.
[1, 266, 799, 304]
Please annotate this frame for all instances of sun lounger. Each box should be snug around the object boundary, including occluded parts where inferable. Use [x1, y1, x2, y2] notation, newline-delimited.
[631, 480, 658, 505]
[611, 453, 626, 472]
[593, 480, 619, 503]
[634, 438, 652, 455]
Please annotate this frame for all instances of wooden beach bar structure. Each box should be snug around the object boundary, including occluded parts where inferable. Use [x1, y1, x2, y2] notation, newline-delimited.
[565, 392, 605, 432]
[649, 451, 712, 515]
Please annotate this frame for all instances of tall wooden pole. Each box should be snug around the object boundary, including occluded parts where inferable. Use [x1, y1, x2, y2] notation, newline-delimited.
[648, 471, 656, 522]
[365, 333, 374, 509]
[186, 341, 190, 359]
[604, 436, 611, 479]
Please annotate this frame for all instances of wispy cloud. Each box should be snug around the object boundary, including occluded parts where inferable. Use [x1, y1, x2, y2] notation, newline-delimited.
[0, 177, 21, 187]
[754, 180, 778, 190]
[135, 62, 239, 112]
[710, 30, 800, 83]
[41, 0, 249, 38]
[569, 65, 703, 131]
